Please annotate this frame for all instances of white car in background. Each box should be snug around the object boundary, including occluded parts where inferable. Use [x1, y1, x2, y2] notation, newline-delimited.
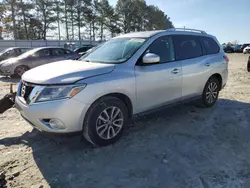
[243, 46, 250, 54]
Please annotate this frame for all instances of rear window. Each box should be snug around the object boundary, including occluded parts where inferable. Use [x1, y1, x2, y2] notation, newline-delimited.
[199, 37, 220, 55]
[173, 35, 202, 61]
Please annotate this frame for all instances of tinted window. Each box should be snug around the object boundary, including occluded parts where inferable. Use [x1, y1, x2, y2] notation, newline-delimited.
[51, 48, 65, 56]
[146, 36, 175, 63]
[20, 48, 30, 53]
[173, 35, 202, 60]
[200, 37, 219, 55]
[4, 49, 16, 56]
[15, 49, 22, 55]
[65, 49, 73, 54]
[35, 49, 50, 57]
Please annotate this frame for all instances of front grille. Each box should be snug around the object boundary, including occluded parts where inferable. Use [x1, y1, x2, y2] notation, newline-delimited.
[20, 82, 35, 103]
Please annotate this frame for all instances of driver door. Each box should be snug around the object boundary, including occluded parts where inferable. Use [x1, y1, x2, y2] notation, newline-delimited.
[135, 36, 182, 113]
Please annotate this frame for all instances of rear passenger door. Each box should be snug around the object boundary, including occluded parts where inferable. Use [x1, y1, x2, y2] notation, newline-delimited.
[172, 35, 210, 99]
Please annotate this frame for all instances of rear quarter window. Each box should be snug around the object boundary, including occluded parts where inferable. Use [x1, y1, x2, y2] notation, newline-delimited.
[199, 37, 220, 55]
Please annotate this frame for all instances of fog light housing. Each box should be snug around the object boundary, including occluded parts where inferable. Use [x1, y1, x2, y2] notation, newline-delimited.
[48, 119, 65, 129]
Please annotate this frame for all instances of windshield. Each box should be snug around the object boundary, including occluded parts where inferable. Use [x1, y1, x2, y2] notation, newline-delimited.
[0, 48, 12, 55]
[18, 48, 39, 59]
[80, 37, 146, 63]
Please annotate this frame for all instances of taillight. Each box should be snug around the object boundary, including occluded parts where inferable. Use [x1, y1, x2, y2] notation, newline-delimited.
[223, 55, 229, 63]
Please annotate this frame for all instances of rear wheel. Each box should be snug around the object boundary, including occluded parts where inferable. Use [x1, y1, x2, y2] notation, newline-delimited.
[83, 96, 128, 146]
[13, 65, 29, 77]
[200, 77, 220, 108]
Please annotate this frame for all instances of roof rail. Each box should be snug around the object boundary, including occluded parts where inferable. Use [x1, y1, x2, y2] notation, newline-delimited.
[167, 28, 207, 34]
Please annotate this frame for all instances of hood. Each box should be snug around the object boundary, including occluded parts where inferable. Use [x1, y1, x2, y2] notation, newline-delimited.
[0, 58, 18, 66]
[22, 60, 115, 84]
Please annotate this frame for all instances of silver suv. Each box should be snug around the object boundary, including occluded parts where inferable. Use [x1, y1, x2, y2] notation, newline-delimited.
[15, 28, 228, 146]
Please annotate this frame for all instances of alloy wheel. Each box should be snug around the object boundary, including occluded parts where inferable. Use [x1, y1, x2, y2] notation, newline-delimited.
[206, 82, 218, 104]
[96, 106, 124, 140]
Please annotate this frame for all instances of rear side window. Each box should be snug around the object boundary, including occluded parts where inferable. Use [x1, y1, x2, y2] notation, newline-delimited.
[199, 37, 220, 55]
[173, 35, 202, 61]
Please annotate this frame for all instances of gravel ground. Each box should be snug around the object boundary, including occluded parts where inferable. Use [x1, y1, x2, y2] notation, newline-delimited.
[0, 54, 250, 188]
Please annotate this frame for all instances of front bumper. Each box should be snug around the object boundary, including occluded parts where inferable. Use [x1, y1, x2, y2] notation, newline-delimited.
[15, 96, 90, 133]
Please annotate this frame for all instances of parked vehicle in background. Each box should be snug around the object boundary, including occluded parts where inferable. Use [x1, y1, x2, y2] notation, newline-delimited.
[241, 44, 250, 52]
[74, 45, 95, 55]
[223, 45, 234, 53]
[232, 45, 242, 53]
[243, 46, 250, 54]
[15, 28, 228, 146]
[0, 47, 31, 61]
[0, 47, 78, 77]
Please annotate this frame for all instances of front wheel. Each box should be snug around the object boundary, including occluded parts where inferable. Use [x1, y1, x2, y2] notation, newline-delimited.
[83, 96, 128, 146]
[14, 65, 29, 77]
[201, 77, 220, 108]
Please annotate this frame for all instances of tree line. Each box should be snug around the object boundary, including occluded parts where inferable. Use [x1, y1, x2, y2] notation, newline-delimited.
[0, 0, 174, 41]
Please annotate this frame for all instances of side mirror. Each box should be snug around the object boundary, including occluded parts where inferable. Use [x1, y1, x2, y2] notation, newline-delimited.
[142, 53, 160, 64]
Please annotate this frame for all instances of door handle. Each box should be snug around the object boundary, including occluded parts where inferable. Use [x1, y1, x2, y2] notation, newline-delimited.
[205, 63, 210, 67]
[171, 68, 180, 74]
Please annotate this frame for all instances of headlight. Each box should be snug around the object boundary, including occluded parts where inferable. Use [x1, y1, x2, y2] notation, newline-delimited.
[35, 84, 86, 102]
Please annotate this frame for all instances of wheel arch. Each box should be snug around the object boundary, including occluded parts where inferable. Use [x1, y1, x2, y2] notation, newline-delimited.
[14, 64, 30, 73]
[85, 92, 133, 119]
[209, 73, 223, 90]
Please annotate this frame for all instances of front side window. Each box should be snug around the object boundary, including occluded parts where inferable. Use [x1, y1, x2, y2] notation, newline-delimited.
[146, 36, 175, 63]
[173, 35, 202, 61]
[199, 37, 220, 55]
[51, 48, 65, 56]
[80, 37, 146, 63]
[35, 49, 50, 57]
[15, 48, 22, 55]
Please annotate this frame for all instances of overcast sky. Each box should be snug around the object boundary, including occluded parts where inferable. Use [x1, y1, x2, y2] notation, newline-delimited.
[109, 0, 250, 44]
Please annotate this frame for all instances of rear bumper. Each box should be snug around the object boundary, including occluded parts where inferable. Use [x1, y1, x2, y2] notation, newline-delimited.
[15, 96, 90, 133]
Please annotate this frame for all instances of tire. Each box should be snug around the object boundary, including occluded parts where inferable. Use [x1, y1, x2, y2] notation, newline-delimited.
[83, 96, 128, 146]
[14, 65, 29, 77]
[200, 77, 220, 108]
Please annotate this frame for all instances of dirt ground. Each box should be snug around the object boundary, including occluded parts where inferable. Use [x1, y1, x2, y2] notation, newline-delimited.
[0, 54, 250, 188]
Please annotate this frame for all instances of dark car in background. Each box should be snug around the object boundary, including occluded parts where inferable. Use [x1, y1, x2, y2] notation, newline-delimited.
[241, 44, 250, 52]
[0, 47, 31, 61]
[233, 45, 242, 53]
[0, 47, 79, 77]
[223, 45, 234, 53]
[74, 45, 94, 55]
